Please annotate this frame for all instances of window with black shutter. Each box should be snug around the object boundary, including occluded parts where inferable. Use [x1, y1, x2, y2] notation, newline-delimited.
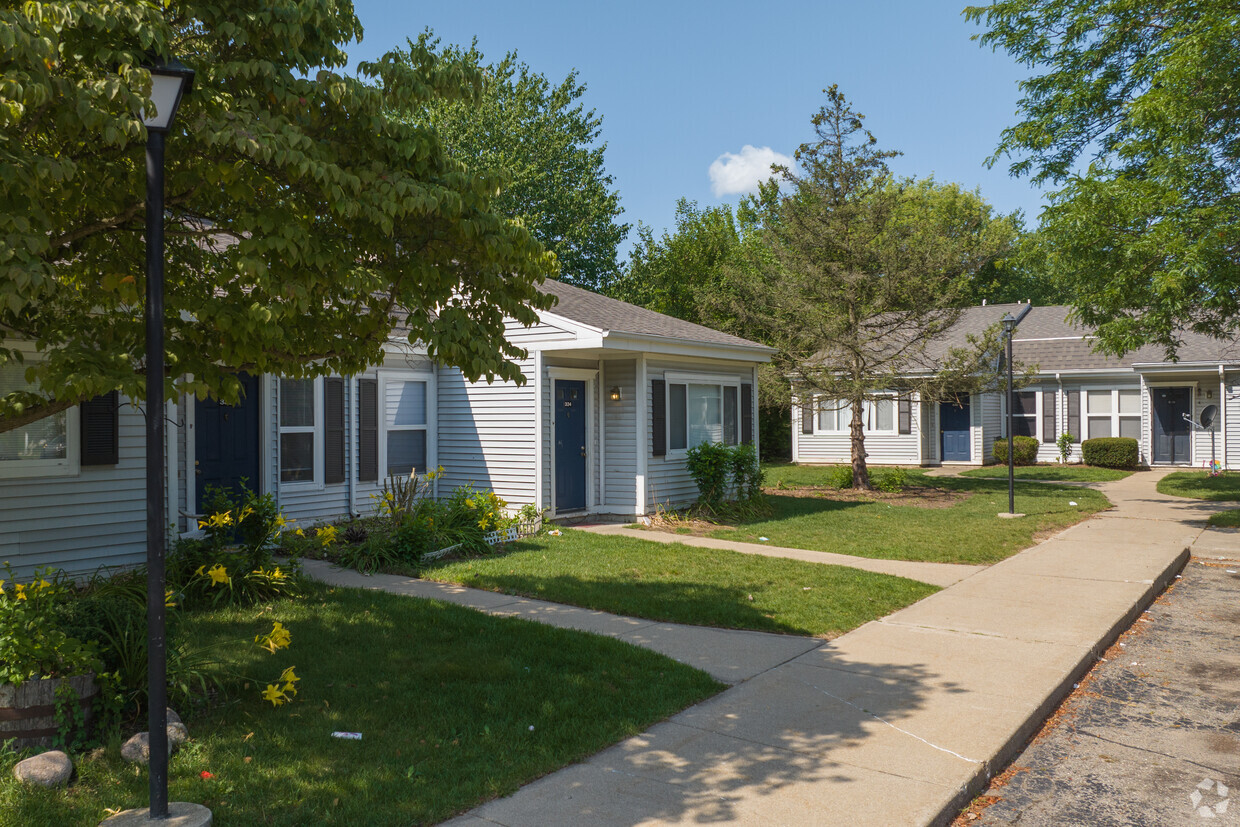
[651, 379, 666, 457]
[358, 378, 378, 482]
[741, 383, 754, 444]
[1042, 390, 1057, 444]
[801, 396, 813, 435]
[324, 378, 345, 484]
[897, 396, 912, 435]
[1066, 390, 1081, 442]
[80, 392, 119, 466]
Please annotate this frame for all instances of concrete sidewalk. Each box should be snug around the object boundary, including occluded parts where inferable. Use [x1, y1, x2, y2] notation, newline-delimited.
[438, 470, 1198, 827]
[301, 560, 821, 685]
[577, 524, 983, 588]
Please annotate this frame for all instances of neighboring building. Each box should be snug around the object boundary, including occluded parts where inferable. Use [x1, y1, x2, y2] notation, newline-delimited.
[792, 302, 1240, 469]
[2, 281, 774, 578]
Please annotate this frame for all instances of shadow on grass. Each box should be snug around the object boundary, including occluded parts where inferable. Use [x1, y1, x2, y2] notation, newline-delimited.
[469, 640, 977, 825]
[441, 573, 825, 636]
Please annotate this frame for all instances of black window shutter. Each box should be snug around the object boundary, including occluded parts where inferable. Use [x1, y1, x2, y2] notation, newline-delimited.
[1042, 391, 1057, 444]
[741, 383, 754, 445]
[801, 395, 813, 435]
[324, 378, 345, 484]
[358, 378, 378, 482]
[1066, 390, 1080, 443]
[898, 396, 912, 435]
[80, 391, 119, 466]
[651, 379, 666, 457]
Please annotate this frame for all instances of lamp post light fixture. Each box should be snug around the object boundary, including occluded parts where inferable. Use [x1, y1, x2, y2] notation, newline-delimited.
[1001, 313, 1018, 517]
[102, 56, 210, 827]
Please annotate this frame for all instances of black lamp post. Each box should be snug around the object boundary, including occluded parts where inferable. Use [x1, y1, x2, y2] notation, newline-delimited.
[138, 56, 195, 824]
[1002, 313, 1017, 516]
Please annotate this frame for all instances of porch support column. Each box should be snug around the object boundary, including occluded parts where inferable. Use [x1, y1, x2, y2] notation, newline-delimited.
[534, 349, 545, 513]
[635, 354, 648, 516]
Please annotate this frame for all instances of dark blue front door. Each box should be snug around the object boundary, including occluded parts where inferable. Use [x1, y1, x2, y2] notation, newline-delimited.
[555, 380, 587, 511]
[195, 373, 261, 513]
[1152, 387, 1191, 464]
[941, 398, 971, 462]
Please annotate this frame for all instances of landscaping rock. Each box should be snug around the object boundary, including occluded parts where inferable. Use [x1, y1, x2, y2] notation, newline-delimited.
[167, 722, 189, 747]
[13, 750, 73, 787]
[121, 726, 186, 765]
[166, 708, 182, 726]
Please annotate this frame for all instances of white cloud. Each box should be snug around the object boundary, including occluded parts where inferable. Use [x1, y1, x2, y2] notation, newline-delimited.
[708, 145, 793, 197]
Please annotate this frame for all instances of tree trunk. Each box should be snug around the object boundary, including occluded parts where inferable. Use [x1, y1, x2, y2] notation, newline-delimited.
[850, 396, 872, 490]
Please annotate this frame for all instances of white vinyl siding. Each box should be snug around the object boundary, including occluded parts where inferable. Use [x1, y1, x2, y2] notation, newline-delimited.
[437, 359, 537, 509]
[0, 398, 146, 579]
[602, 359, 637, 511]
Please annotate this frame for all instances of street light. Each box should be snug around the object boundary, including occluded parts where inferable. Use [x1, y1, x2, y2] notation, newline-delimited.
[102, 56, 209, 827]
[1002, 313, 1017, 516]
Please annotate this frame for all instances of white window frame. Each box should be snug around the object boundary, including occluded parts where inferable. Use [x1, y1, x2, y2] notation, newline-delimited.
[814, 397, 851, 434]
[1082, 386, 1142, 441]
[665, 371, 743, 457]
[278, 376, 322, 489]
[1010, 389, 1042, 442]
[811, 395, 898, 436]
[377, 369, 436, 481]
[0, 353, 81, 480]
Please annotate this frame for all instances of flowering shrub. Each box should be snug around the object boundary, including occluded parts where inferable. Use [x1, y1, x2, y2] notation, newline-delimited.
[0, 565, 100, 685]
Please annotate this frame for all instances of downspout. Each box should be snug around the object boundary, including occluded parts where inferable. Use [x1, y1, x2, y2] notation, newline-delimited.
[1221, 364, 1227, 470]
[346, 376, 357, 517]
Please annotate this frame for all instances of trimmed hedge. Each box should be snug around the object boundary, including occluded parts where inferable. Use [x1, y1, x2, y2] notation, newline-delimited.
[1082, 437, 1139, 469]
[992, 435, 1039, 466]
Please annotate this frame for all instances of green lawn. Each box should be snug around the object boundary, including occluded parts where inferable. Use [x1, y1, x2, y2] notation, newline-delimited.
[423, 530, 938, 638]
[1207, 510, 1240, 528]
[735, 465, 1112, 566]
[1157, 471, 1240, 501]
[958, 465, 1133, 482]
[0, 583, 720, 827]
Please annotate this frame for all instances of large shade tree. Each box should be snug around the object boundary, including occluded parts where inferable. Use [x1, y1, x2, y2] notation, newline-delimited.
[967, 0, 1240, 356]
[0, 1, 557, 434]
[724, 87, 1019, 489]
[399, 34, 628, 292]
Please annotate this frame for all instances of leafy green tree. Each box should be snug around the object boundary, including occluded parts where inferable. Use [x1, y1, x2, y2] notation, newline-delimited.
[967, 0, 1240, 356]
[608, 199, 744, 325]
[0, 1, 556, 434]
[723, 87, 1018, 489]
[401, 34, 628, 292]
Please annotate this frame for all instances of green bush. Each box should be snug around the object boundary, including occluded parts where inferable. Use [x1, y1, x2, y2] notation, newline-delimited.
[1082, 436, 1139, 469]
[685, 442, 765, 510]
[825, 465, 854, 489]
[992, 435, 1039, 466]
[873, 468, 909, 493]
[0, 567, 100, 685]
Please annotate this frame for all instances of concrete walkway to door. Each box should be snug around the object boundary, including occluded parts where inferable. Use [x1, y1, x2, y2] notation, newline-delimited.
[309, 470, 1203, 826]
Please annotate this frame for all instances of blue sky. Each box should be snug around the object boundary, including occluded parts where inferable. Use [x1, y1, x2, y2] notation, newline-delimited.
[348, 1, 1043, 255]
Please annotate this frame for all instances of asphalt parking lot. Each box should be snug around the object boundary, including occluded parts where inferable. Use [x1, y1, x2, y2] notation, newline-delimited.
[958, 552, 1240, 826]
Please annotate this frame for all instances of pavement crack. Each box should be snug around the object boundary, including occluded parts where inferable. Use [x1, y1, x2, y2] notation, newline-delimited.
[798, 678, 983, 765]
[1079, 730, 1236, 777]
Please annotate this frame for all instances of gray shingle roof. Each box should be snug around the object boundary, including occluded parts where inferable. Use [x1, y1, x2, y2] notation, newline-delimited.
[536, 280, 772, 351]
[955, 304, 1240, 372]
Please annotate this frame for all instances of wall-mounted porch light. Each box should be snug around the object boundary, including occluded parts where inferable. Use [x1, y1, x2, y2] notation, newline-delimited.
[609, 386, 622, 402]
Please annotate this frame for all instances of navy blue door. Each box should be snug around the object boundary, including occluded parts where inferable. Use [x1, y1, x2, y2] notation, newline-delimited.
[940, 398, 971, 462]
[1152, 387, 1190, 464]
[195, 373, 261, 513]
[555, 380, 587, 511]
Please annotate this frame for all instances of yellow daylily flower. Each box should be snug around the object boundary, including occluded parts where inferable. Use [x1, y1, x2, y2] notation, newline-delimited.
[256, 621, 292, 653]
[14, 583, 27, 601]
[206, 564, 230, 586]
[261, 684, 286, 706]
[279, 665, 299, 685]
